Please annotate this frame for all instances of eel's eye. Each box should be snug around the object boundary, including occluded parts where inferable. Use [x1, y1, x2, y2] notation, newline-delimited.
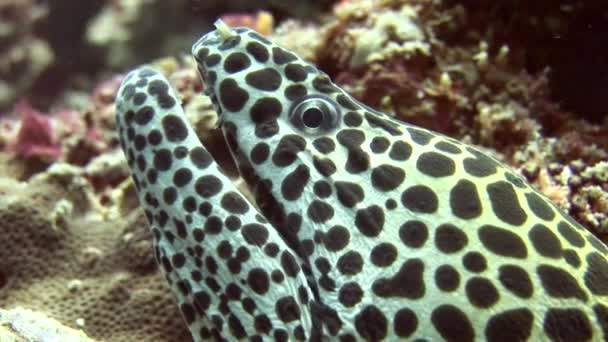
[289, 96, 340, 133]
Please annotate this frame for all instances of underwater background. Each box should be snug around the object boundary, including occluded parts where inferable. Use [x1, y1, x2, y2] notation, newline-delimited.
[0, 0, 607, 341]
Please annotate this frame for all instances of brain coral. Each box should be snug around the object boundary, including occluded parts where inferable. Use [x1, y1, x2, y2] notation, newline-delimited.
[0, 161, 192, 341]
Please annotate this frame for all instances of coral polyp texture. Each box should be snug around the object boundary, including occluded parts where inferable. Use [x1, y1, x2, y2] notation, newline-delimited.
[114, 16, 608, 341]
[1, 0, 607, 341]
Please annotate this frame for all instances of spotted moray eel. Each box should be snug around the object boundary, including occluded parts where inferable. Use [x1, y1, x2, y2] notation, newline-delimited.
[115, 20, 608, 341]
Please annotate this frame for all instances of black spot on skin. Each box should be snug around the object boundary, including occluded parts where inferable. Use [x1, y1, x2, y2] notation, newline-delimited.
[254, 314, 272, 334]
[365, 112, 401, 136]
[529, 224, 562, 258]
[339, 282, 363, 307]
[204, 216, 223, 234]
[250, 97, 282, 123]
[204, 54, 221, 66]
[435, 141, 462, 154]
[156, 94, 176, 109]
[248, 268, 269, 294]
[487, 181, 527, 226]
[248, 31, 271, 44]
[220, 192, 249, 214]
[343, 111, 362, 127]
[198, 202, 212, 217]
[138, 68, 156, 77]
[254, 120, 279, 138]
[389, 141, 412, 161]
[399, 220, 428, 248]
[285, 84, 307, 101]
[246, 42, 269, 62]
[335, 181, 364, 207]
[370, 137, 390, 153]
[272, 47, 297, 64]
[435, 224, 468, 254]
[355, 205, 384, 237]
[195, 175, 223, 198]
[312, 75, 339, 93]
[354, 305, 388, 341]
[134, 136, 146, 152]
[485, 309, 533, 342]
[370, 243, 398, 267]
[584, 252, 608, 295]
[337, 129, 369, 173]
[594, 304, 608, 339]
[180, 303, 196, 324]
[401, 185, 438, 213]
[323, 225, 350, 252]
[538, 264, 587, 301]
[147, 79, 169, 96]
[308, 200, 334, 223]
[173, 168, 193, 187]
[276, 296, 301, 323]
[174, 146, 188, 159]
[543, 308, 592, 341]
[241, 223, 269, 246]
[337, 251, 363, 275]
[182, 196, 196, 212]
[272, 135, 306, 167]
[172, 253, 186, 268]
[135, 106, 154, 125]
[416, 151, 456, 177]
[564, 249, 581, 268]
[313, 157, 337, 177]
[282, 164, 310, 201]
[385, 199, 397, 210]
[450, 179, 482, 219]
[463, 251, 487, 273]
[228, 314, 246, 338]
[372, 259, 424, 298]
[393, 308, 417, 338]
[190, 146, 212, 169]
[223, 52, 251, 73]
[193, 291, 211, 312]
[431, 305, 474, 342]
[505, 171, 526, 188]
[345, 148, 369, 173]
[557, 221, 585, 247]
[313, 180, 331, 198]
[285, 63, 308, 82]
[219, 78, 249, 112]
[217, 240, 232, 259]
[281, 251, 300, 277]
[371, 164, 405, 192]
[337, 94, 358, 110]
[466, 277, 499, 308]
[479, 225, 528, 258]
[218, 35, 241, 50]
[525, 192, 555, 221]
[313, 137, 335, 154]
[246, 68, 282, 91]
[153, 149, 172, 171]
[147, 130, 162, 145]
[463, 148, 498, 177]
[407, 127, 433, 145]
[195, 47, 209, 62]
[250, 143, 269, 164]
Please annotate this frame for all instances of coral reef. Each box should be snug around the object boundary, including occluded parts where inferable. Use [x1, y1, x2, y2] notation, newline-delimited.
[0, 0, 53, 110]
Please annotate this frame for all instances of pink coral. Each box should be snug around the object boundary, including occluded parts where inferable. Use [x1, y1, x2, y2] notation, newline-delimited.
[6, 101, 61, 161]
